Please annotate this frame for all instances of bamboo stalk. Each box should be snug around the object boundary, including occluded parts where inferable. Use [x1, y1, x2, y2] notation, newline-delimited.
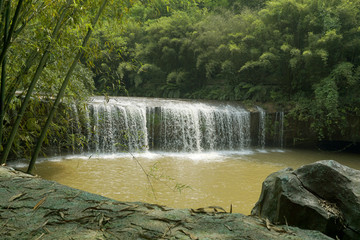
[0, 0, 24, 64]
[1, 2, 71, 164]
[28, 0, 109, 174]
[0, 0, 10, 151]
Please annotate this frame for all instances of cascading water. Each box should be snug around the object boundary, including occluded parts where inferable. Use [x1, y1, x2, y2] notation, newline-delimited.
[70, 104, 82, 153]
[68, 97, 283, 154]
[84, 106, 92, 151]
[279, 111, 284, 148]
[155, 103, 250, 152]
[87, 102, 148, 153]
[256, 106, 266, 149]
[274, 111, 284, 148]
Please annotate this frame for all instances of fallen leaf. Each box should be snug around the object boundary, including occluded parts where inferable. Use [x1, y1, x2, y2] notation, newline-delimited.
[41, 220, 49, 227]
[208, 206, 227, 213]
[224, 224, 232, 231]
[43, 226, 51, 234]
[178, 229, 198, 240]
[33, 196, 47, 210]
[99, 214, 104, 227]
[8, 193, 25, 202]
[265, 218, 271, 231]
[35, 233, 45, 240]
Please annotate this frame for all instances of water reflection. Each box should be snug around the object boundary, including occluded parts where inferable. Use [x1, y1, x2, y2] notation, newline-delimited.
[13, 148, 360, 214]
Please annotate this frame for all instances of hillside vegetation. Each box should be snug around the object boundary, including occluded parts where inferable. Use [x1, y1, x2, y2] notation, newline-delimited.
[1, 0, 360, 162]
[90, 0, 360, 140]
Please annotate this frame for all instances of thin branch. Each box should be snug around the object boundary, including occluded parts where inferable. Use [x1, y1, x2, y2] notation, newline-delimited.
[126, 150, 157, 200]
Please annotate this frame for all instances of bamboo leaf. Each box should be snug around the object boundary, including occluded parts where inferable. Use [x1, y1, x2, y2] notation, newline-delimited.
[33, 196, 47, 210]
[8, 193, 26, 202]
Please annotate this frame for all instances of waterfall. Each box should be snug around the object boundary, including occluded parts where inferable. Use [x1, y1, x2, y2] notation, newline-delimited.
[155, 103, 250, 152]
[279, 111, 284, 148]
[146, 107, 156, 150]
[88, 102, 148, 153]
[70, 104, 81, 153]
[66, 97, 283, 154]
[274, 111, 284, 148]
[84, 106, 92, 151]
[93, 106, 100, 153]
[256, 106, 266, 149]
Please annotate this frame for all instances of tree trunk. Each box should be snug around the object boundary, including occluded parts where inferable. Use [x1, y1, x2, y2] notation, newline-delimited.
[28, 0, 109, 174]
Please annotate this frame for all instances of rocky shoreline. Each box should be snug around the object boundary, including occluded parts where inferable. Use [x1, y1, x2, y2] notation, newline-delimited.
[0, 166, 331, 240]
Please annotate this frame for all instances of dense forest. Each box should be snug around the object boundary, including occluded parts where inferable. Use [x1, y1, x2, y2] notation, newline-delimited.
[1, 0, 360, 165]
[90, 0, 360, 141]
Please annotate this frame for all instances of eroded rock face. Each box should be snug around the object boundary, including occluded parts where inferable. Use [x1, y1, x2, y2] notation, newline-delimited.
[251, 160, 360, 240]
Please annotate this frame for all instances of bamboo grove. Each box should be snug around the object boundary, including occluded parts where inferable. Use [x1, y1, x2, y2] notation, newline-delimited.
[91, 0, 360, 141]
[0, 0, 109, 172]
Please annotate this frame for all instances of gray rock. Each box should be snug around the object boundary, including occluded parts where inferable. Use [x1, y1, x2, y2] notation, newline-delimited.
[252, 160, 360, 240]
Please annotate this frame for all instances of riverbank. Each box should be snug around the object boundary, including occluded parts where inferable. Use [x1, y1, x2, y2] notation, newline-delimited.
[0, 166, 330, 240]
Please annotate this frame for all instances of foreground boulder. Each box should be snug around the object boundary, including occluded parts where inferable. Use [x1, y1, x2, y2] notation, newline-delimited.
[252, 160, 360, 240]
[0, 166, 330, 240]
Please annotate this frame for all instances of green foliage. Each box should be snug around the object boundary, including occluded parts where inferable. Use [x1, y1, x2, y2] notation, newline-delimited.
[0, 0, 107, 161]
[313, 76, 340, 138]
[84, 0, 360, 141]
[3, 0, 359, 152]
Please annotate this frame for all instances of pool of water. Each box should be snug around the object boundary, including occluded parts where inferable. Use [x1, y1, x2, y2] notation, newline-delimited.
[12, 148, 360, 214]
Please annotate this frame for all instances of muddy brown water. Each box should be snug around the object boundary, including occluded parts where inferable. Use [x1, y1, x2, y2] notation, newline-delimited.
[14, 148, 360, 214]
